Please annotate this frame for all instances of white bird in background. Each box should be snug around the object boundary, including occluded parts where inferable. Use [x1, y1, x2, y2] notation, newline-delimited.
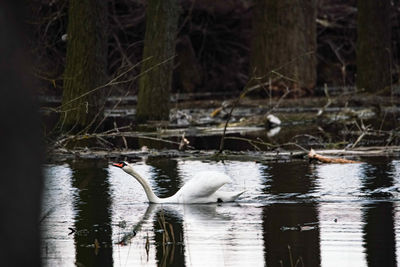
[113, 161, 244, 204]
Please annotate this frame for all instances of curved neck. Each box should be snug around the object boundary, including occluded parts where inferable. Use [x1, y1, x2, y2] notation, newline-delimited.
[125, 167, 162, 203]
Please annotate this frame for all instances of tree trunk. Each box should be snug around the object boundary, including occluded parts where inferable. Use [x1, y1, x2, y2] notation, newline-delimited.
[249, 0, 316, 92]
[61, 0, 108, 133]
[136, 0, 180, 122]
[356, 0, 391, 93]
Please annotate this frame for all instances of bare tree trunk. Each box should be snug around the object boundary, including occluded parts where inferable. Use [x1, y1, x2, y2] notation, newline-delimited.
[136, 0, 180, 122]
[61, 0, 108, 133]
[356, 0, 392, 93]
[249, 0, 317, 92]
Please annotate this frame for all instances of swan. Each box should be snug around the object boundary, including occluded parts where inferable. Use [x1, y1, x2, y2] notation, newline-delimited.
[112, 161, 244, 204]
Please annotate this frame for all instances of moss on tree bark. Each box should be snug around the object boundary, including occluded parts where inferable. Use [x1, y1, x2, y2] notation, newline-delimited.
[356, 0, 391, 93]
[136, 0, 180, 122]
[249, 0, 317, 91]
[61, 0, 108, 133]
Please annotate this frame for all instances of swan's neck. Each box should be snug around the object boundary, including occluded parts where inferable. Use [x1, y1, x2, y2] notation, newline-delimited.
[125, 167, 162, 203]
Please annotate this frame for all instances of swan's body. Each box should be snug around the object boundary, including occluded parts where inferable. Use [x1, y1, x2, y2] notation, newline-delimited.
[113, 162, 244, 204]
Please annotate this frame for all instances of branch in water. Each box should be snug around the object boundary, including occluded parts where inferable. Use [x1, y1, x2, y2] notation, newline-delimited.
[308, 148, 361, 163]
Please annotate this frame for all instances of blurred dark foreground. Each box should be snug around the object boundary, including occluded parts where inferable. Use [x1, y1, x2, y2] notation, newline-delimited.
[0, 2, 43, 267]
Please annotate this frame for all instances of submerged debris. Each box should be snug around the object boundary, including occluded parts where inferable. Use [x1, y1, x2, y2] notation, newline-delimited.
[280, 222, 318, 232]
[46, 145, 400, 164]
[68, 227, 75, 235]
[179, 132, 190, 150]
[265, 114, 282, 128]
[210, 100, 233, 118]
[170, 110, 194, 126]
[67, 228, 89, 236]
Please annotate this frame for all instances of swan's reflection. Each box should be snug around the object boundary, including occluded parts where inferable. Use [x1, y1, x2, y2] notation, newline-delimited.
[116, 203, 264, 267]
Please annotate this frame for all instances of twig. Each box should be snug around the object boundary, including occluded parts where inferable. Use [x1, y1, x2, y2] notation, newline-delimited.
[317, 84, 332, 117]
[266, 87, 290, 115]
[350, 120, 371, 148]
[288, 245, 294, 267]
[114, 122, 128, 150]
[59, 56, 149, 110]
[223, 136, 309, 152]
[218, 77, 255, 153]
[351, 131, 366, 148]
[51, 130, 195, 150]
[223, 136, 264, 151]
[57, 55, 175, 111]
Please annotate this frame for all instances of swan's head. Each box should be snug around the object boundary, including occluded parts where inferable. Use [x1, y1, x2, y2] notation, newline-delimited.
[112, 161, 130, 172]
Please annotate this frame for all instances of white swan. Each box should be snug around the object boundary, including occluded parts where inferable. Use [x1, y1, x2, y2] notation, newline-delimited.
[112, 161, 244, 204]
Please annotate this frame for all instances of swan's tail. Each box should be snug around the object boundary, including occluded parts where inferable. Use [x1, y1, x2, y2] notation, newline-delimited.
[218, 191, 245, 202]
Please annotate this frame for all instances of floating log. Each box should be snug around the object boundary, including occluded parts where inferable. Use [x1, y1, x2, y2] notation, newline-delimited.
[308, 148, 361, 163]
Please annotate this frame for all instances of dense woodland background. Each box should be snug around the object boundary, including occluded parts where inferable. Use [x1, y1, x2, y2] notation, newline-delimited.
[27, 0, 400, 132]
[2, 2, 398, 265]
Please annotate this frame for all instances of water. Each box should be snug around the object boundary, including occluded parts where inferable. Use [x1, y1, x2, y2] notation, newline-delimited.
[41, 157, 400, 266]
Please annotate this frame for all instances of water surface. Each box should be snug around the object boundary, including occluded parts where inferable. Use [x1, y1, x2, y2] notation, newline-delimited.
[41, 158, 400, 266]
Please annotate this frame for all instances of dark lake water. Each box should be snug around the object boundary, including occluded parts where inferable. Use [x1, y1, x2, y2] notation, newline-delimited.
[41, 157, 400, 267]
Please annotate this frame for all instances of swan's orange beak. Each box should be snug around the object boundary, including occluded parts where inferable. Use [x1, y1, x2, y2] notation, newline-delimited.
[113, 163, 124, 168]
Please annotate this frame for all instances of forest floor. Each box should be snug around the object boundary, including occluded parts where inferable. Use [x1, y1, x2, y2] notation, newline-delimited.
[40, 91, 400, 163]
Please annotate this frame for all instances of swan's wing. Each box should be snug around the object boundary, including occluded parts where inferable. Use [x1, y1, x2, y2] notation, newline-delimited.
[178, 171, 231, 199]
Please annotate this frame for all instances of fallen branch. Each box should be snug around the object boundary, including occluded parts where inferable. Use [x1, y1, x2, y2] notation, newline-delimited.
[51, 129, 195, 151]
[308, 148, 361, 163]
